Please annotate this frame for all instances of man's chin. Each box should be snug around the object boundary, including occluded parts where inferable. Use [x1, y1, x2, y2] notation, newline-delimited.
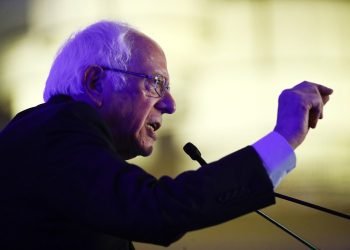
[138, 145, 153, 157]
[124, 144, 153, 160]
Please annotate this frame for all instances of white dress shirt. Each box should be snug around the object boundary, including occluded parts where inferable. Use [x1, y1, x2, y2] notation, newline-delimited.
[252, 131, 296, 188]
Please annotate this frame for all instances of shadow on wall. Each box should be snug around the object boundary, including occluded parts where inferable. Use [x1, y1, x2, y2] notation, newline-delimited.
[0, 0, 31, 129]
[0, 97, 11, 129]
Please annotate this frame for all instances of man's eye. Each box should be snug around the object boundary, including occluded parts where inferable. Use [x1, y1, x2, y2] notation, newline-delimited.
[154, 78, 161, 86]
[151, 75, 168, 97]
[154, 76, 164, 88]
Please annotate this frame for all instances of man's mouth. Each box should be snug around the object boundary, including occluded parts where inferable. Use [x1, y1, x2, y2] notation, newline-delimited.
[147, 122, 161, 132]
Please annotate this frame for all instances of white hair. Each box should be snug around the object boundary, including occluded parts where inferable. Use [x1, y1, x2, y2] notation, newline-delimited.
[43, 20, 135, 101]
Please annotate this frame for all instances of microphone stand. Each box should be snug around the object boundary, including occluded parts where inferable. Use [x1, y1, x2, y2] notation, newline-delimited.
[274, 192, 350, 220]
[255, 210, 318, 250]
[183, 142, 319, 250]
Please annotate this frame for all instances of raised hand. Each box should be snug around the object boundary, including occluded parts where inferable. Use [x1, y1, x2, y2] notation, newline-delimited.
[273, 81, 333, 149]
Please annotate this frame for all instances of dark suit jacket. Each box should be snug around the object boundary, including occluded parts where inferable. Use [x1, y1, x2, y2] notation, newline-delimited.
[0, 95, 275, 250]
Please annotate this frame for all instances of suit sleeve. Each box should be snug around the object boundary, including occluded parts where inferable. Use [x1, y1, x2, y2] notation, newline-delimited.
[40, 103, 275, 246]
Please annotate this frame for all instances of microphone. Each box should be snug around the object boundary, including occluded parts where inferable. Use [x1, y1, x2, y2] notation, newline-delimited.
[183, 142, 207, 166]
[183, 142, 319, 250]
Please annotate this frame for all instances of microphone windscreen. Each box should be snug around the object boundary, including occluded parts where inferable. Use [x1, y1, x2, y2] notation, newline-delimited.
[183, 142, 202, 160]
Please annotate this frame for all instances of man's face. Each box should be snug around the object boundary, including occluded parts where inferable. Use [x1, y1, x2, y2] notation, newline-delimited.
[99, 33, 176, 159]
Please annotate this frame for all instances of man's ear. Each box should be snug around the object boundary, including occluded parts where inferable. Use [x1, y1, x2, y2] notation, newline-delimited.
[83, 65, 104, 107]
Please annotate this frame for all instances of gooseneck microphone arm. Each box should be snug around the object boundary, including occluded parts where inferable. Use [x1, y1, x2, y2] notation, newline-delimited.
[183, 142, 319, 250]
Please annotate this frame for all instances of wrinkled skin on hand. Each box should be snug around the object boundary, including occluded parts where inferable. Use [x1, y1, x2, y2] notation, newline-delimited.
[274, 81, 333, 149]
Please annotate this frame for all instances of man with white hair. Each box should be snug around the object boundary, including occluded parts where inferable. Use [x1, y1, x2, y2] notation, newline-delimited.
[0, 20, 332, 249]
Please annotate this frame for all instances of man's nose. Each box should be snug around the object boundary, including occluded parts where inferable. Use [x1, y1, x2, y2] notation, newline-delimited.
[155, 91, 176, 114]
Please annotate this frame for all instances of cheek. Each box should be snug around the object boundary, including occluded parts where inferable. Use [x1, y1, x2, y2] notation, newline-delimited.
[131, 109, 149, 135]
[101, 98, 136, 138]
[130, 102, 155, 137]
[105, 91, 156, 144]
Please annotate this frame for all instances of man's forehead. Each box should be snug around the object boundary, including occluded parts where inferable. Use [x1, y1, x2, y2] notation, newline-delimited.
[129, 30, 162, 51]
[127, 31, 168, 76]
[129, 32, 165, 59]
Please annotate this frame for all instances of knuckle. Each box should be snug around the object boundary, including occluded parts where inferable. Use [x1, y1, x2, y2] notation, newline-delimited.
[280, 88, 294, 97]
[309, 84, 319, 93]
[280, 88, 300, 100]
